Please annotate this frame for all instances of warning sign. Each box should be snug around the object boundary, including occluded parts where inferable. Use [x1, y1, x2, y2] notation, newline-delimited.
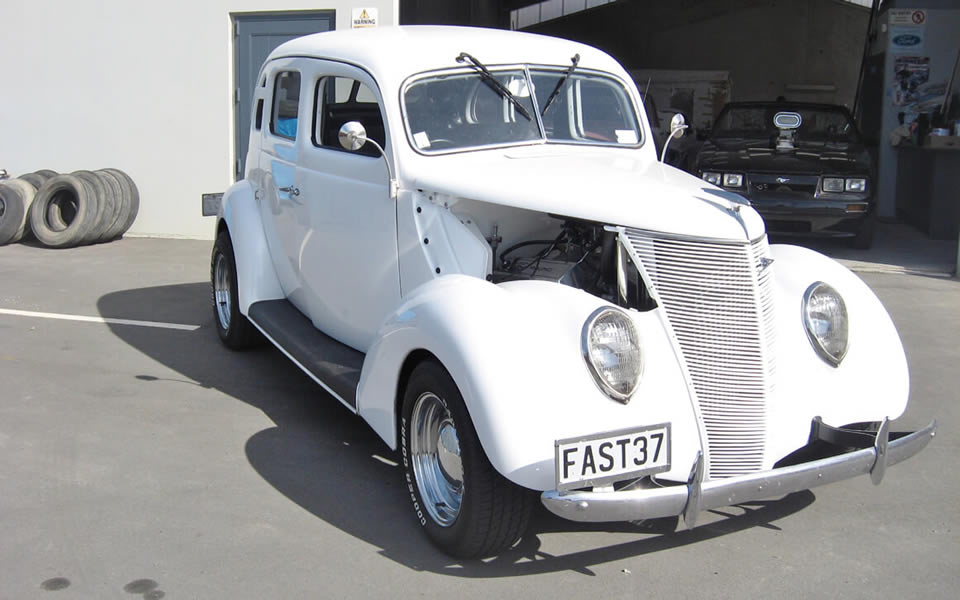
[352, 8, 378, 28]
[889, 9, 926, 27]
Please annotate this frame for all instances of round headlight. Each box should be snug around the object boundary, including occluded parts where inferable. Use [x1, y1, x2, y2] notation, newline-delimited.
[582, 307, 643, 403]
[802, 282, 849, 366]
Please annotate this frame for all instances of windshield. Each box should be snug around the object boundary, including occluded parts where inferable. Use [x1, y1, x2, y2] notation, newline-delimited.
[712, 105, 861, 145]
[403, 68, 642, 152]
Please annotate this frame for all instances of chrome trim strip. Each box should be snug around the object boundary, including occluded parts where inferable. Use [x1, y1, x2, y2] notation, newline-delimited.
[541, 419, 936, 524]
[617, 226, 764, 247]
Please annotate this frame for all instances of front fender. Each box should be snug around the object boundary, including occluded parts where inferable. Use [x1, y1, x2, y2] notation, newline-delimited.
[765, 244, 910, 462]
[356, 275, 702, 491]
[220, 180, 283, 315]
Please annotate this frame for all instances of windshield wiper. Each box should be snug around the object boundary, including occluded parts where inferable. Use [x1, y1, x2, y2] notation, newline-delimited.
[455, 52, 532, 121]
[541, 53, 580, 116]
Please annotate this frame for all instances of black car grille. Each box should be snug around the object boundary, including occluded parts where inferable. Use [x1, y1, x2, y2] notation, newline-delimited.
[748, 173, 819, 195]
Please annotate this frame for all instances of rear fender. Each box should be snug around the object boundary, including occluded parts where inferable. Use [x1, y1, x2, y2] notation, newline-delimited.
[219, 180, 283, 315]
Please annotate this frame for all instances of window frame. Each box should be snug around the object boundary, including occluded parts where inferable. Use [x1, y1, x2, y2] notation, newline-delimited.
[269, 70, 302, 141]
[311, 75, 388, 158]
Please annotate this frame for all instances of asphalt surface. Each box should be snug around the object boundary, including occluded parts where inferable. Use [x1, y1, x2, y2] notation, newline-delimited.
[0, 228, 956, 599]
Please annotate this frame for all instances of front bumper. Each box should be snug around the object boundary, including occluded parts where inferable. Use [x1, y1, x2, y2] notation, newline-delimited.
[753, 202, 870, 236]
[541, 418, 936, 526]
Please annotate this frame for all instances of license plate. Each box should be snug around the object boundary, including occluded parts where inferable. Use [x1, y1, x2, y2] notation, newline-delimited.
[555, 423, 671, 490]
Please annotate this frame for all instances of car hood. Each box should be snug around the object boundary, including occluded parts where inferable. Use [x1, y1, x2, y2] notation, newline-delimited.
[696, 138, 872, 175]
[403, 145, 766, 242]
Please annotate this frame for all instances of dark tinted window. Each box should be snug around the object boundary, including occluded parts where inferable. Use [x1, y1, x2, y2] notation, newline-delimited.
[313, 77, 386, 157]
[713, 105, 860, 144]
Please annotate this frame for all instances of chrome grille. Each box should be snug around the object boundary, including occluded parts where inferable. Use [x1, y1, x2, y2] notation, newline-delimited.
[623, 229, 776, 479]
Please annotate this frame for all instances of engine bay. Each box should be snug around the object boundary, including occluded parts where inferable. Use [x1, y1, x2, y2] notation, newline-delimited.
[489, 218, 655, 312]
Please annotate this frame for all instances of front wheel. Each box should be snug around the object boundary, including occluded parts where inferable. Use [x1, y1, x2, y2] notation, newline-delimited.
[211, 230, 261, 349]
[401, 360, 534, 558]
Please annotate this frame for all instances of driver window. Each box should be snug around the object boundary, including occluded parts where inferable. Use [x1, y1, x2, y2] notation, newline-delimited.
[313, 76, 385, 157]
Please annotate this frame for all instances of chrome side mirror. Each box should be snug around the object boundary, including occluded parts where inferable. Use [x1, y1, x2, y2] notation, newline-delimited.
[338, 121, 369, 151]
[669, 113, 687, 138]
[336, 121, 398, 199]
[661, 113, 689, 163]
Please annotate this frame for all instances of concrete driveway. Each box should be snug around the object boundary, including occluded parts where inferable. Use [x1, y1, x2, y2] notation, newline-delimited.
[0, 231, 955, 599]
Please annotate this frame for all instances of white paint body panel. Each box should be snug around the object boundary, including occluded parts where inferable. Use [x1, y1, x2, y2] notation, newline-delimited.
[357, 277, 705, 490]
[219, 180, 284, 314]
[221, 26, 913, 494]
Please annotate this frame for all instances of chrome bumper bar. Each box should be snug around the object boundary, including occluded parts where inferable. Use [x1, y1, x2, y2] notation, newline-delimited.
[541, 419, 936, 526]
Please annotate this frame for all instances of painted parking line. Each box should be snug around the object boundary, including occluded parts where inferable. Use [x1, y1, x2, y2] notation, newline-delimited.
[0, 308, 200, 331]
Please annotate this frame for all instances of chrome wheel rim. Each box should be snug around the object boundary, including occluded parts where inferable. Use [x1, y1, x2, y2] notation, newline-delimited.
[213, 252, 232, 330]
[411, 391, 463, 527]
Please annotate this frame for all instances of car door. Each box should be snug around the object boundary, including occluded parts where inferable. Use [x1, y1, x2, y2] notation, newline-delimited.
[294, 62, 400, 352]
[258, 58, 307, 302]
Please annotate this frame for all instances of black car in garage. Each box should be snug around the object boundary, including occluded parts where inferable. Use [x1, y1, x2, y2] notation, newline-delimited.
[693, 101, 875, 248]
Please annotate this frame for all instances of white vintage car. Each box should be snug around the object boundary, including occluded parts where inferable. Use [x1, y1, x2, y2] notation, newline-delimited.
[208, 26, 935, 558]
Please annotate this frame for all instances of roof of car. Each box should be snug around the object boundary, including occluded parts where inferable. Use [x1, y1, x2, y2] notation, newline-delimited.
[266, 25, 627, 85]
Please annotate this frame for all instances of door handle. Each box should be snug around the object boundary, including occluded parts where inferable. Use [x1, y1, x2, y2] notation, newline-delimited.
[278, 186, 300, 197]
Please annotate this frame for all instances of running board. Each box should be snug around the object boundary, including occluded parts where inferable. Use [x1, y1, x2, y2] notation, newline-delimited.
[248, 300, 364, 411]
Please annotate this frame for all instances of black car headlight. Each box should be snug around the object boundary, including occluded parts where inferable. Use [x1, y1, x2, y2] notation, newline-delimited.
[722, 173, 744, 188]
[702, 172, 721, 186]
[822, 177, 845, 193]
[845, 178, 867, 192]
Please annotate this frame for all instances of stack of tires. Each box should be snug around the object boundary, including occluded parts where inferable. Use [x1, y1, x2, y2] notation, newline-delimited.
[0, 168, 139, 247]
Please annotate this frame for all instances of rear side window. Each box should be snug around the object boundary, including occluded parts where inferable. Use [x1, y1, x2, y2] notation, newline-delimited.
[270, 71, 301, 140]
[313, 77, 385, 157]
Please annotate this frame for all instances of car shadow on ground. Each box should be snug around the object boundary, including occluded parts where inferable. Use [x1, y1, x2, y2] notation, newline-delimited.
[98, 282, 816, 577]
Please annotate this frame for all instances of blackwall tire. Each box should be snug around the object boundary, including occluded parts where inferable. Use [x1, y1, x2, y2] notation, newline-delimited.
[0, 183, 26, 245]
[401, 360, 534, 558]
[46, 195, 77, 232]
[71, 170, 111, 244]
[93, 171, 124, 242]
[20, 170, 58, 191]
[95, 169, 130, 240]
[29, 174, 97, 248]
[19, 173, 47, 190]
[100, 168, 139, 236]
[1, 178, 37, 242]
[211, 230, 261, 350]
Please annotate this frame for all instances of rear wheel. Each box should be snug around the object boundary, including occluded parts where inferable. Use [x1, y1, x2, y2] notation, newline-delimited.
[211, 230, 260, 349]
[401, 360, 534, 558]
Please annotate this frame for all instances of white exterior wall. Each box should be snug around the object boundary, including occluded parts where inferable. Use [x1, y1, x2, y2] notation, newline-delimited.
[0, 1, 398, 239]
